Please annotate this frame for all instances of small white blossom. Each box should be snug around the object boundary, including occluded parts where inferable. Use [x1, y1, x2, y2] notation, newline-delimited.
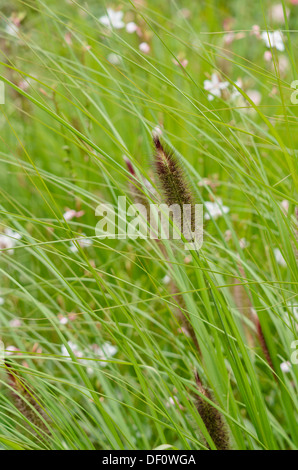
[203, 73, 229, 101]
[274, 248, 286, 267]
[9, 318, 22, 328]
[59, 316, 68, 325]
[63, 210, 78, 221]
[5, 22, 19, 37]
[251, 25, 261, 38]
[162, 274, 171, 285]
[0, 228, 22, 255]
[261, 30, 285, 51]
[5, 345, 19, 356]
[270, 4, 289, 23]
[166, 395, 184, 410]
[246, 89, 261, 106]
[86, 342, 118, 374]
[230, 79, 243, 100]
[224, 230, 232, 242]
[93, 342, 118, 367]
[277, 55, 289, 75]
[18, 78, 32, 91]
[69, 234, 93, 253]
[239, 238, 249, 249]
[99, 8, 125, 29]
[126, 22, 138, 33]
[177, 326, 191, 337]
[61, 341, 83, 359]
[139, 42, 150, 54]
[61, 341, 117, 373]
[204, 199, 230, 220]
[63, 209, 84, 221]
[0, 297, 4, 306]
[281, 200, 289, 213]
[280, 361, 291, 373]
[107, 53, 122, 65]
[172, 58, 188, 68]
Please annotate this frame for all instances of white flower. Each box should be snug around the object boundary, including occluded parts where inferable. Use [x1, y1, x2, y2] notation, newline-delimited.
[277, 55, 289, 75]
[280, 361, 291, 373]
[225, 229, 232, 242]
[230, 79, 243, 101]
[99, 8, 124, 30]
[63, 209, 84, 221]
[281, 200, 289, 213]
[162, 274, 171, 285]
[86, 342, 118, 374]
[126, 21, 138, 33]
[59, 316, 68, 325]
[204, 199, 230, 220]
[69, 234, 93, 253]
[224, 32, 235, 45]
[69, 244, 78, 253]
[239, 238, 249, 249]
[9, 318, 22, 328]
[0, 228, 22, 255]
[251, 25, 261, 38]
[107, 53, 122, 65]
[61, 341, 117, 373]
[178, 326, 191, 337]
[0, 297, 4, 306]
[139, 42, 150, 54]
[166, 395, 184, 410]
[18, 78, 32, 91]
[172, 58, 188, 68]
[261, 30, 285, 51]
[270, 4, 289, 23]
[246, 89, 261, 106]
[63, 210, 77, 221]
[274, 248, 286, 267]
[5, 345, 19, 356]
[92, 342, 118, 367]
[166, 396, 178, 407]
[61, 341, 83, 359]
[203, 73, 229, 101]
[5, 22, 19, 37]
[264, 50, 272, 61]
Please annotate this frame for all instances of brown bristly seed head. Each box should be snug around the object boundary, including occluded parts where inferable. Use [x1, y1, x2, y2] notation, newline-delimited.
[194, 371, 231, 450]
[251, 313, 276, 379]
[233, 259, 255, 349]
[153, 135, 195, 231]
[5, 360, 51, 437]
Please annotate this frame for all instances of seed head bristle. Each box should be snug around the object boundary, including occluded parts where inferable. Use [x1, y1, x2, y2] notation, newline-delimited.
[233, 260, 255, 349]
[194, 371, 231, 450]
[153, 135, 195, 232]
[5, 360, 51, 436]
[252, 313, 276, 379]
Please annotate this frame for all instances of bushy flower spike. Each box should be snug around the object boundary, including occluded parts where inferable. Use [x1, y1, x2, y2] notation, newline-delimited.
[153, 135, 195, 234]
[252, 314, 276, 378]
[233, 261, 255, 349]
[6, 361, 50, 436]
[194, 371, 230, 450]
